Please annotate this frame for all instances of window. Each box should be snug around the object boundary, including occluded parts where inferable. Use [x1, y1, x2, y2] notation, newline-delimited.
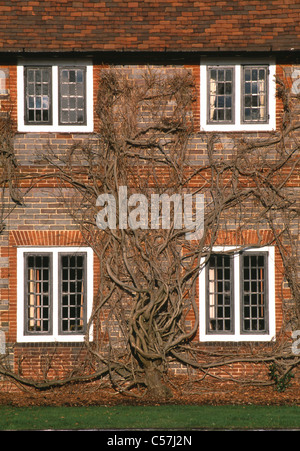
[59, 67, 86, 125]
[17, 60, 93, 132]
[242, 66, 268, 123]
[24, 67, 52, 125]
[25, 253, 52, 334]
[207, 66, 234, 124]
[241, 252, 268, 334]
[59, 253, 86, 334]
[199, 246, 275, 342]
[0, 69, 9, 97]
[17, 247, 93, 342]
[207, 254, 233, 334]
[200, 58, 276, 131]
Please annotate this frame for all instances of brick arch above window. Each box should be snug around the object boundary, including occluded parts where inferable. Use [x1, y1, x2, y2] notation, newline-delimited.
[10, 230, 85, 247]
[203, 229, 277, 247]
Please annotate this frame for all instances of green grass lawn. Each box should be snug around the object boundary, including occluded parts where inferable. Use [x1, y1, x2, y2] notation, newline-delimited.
[0, 405, 299, 430]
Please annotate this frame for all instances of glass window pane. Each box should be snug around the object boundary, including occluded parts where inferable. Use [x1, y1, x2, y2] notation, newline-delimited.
[207, 254, 233, 334]
[61, 70, 69, 82]
[242, 66, 268, 123]
[36, 97, 41, 109]
[241, 253, 268, 334]
[42, 69, 49, 82]
[77, 112, 84, 122]
[24, 67, 52, 124]
[225, 69, 232, 81]
[61, 84, 69, 95]
[225, 109, 232, 121]
[208, 67, 234, 124]
[59, 253, 86, 334]
[69, 97, 76, 109]
[27, 70, 34, 82]
[25, 253, 52, 334]
[69, 70, 76, 82]
[59, 67, 86, 125]
[35, 71, 41, 83]
[77, 70, 83, 83]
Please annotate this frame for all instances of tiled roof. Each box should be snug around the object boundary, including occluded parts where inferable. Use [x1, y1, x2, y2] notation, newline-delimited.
[0, 0, 299, 53]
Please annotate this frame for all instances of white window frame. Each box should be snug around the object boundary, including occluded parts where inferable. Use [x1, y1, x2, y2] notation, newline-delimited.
[17, 59, 93, 133]
[17, 246, 94, 343]
[200, 57, 276, 132]
[199, 246, 276, 342]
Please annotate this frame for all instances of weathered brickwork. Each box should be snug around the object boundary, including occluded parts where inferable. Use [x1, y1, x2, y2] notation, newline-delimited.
[0, 55, 299, 386]
[14, 343, 89, 381]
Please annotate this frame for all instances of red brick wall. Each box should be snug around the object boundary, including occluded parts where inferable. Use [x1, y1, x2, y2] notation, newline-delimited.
[0, 59, 298, 383]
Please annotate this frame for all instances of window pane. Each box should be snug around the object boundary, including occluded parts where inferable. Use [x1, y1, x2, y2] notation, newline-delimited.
[59, 67, 86, 125]
[207, 254, 233, 333]
[59, 253, 86, 334]
[24, 67, 52, 124]
[208, 67, 234, 124]
[242, 66, 268, 123]
[25, 253, 51, 334]
[241, 253, 268, 333]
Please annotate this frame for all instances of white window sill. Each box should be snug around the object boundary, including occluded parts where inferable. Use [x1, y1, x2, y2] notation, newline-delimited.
[17, 60, 94, 134]
[200, 123, 276, 133]
[200, 57, 276, 133]
[199, 246, 276, 343]
[199, 333, 276, 343]
[17, 335, 88, 344]
[17, 246, 94, 344]
[17, 124, 94, 133]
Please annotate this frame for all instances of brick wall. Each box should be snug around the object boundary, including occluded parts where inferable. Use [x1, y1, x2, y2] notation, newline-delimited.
[0, 59, 299, 384]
